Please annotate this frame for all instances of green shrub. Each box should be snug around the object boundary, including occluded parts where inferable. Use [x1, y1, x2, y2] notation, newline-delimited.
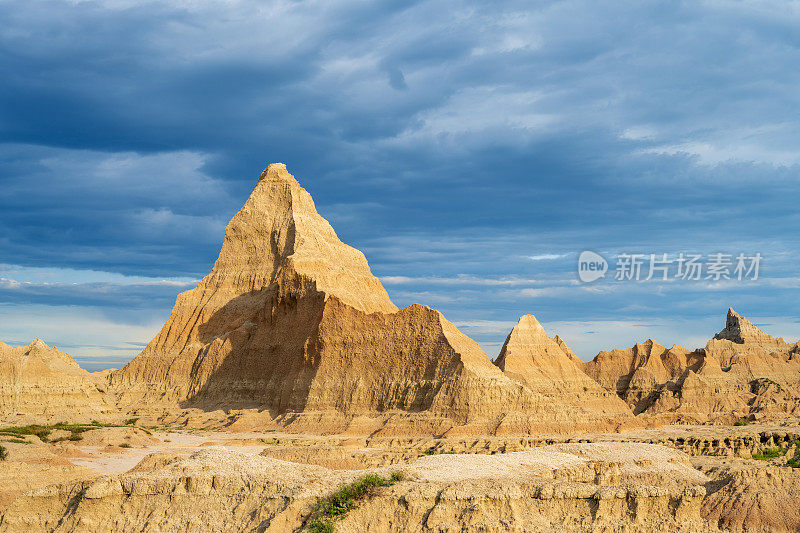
[307, 472, 403, 532]
[734, 420, 748, 426]
[5, 438, 27, 444]
[124, 418, 139, 426]
[787, 457, 800, 468]
[0, 445, 7, 460]
[752, 447, 785, 460]
[309, 522, 334, 533]
[119, 443, 132, 449]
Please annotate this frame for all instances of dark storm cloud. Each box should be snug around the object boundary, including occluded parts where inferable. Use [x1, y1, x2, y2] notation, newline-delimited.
[0, 0, 799, 362]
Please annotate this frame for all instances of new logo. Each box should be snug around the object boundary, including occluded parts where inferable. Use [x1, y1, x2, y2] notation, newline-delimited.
[578, 251, 608, 283]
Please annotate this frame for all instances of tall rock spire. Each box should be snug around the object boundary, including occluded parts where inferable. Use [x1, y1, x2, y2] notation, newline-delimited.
[714, 307, 784, 345]
[111, 165, 633, 434]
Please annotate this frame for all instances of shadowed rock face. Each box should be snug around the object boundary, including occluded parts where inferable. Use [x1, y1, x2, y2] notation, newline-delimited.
[0, 339, 112, 422]
[585, 309, 800, 422]
[109, 164, 633, 434]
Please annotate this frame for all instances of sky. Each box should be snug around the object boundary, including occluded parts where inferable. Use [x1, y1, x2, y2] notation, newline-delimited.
[1, 0, 799, 371]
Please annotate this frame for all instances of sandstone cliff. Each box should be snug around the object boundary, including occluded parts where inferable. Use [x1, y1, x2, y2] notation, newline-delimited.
[0, 339, 112, 423]
[584, 308, 800, 422]
[109, 164, 632, 434]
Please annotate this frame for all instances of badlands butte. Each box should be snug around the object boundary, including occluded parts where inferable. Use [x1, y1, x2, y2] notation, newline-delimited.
[2, 163, 800, 532]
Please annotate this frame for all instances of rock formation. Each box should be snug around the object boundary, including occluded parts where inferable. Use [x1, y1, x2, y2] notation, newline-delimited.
[0, 443, 711, 532]
[0, 339, 112, 423]
[109, 164, 633, 434]
[494, 315, 631, 419]
[584, 309, 800, 422]
[714, 307, 786, 345]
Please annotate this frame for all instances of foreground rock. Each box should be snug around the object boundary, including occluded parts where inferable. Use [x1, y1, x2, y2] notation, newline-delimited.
[0, 443, 711, 532]
[0, 340, 113, 423]
[584, 308, 800, 422]
[108, 164, 633, 435]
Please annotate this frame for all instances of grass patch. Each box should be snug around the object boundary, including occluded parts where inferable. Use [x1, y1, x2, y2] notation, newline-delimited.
[260, 438, 277, 445]
[788, 457, 800, 468]
[0, 421, 126, 443]
[0, 445, 7, 461]
[734, 420, 748, 426]
[119, 443, 132, 449]
[422, 448, 456, 456]
[307, 472, 403, 532]
[5, 438, 28, 444]
[124, 418, 139, 426]
[752, 447, 785, 460]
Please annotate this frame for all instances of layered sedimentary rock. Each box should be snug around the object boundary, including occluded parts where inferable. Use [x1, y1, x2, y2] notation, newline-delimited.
[494, 315, 631, 419]
[0, 339, 112, 422]
[702, 464, 800, 532]
[584, 308, 800, 421]
[583, 340, 702, 414]
[0, 444, 712, 532]
[110, 164, 632, 434]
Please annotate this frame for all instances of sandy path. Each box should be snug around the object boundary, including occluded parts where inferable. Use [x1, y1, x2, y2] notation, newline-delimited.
[68, 431, 271, 474]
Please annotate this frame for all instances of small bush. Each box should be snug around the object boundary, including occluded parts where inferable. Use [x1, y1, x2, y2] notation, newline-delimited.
[119, 443, 132, 449]
[787, 457, 800, 468]
[752, 447, 785, 460]
[308, 472, 403, 532]
[734, 420, 748, 426]
[309, 522, 334, 533]
[124, 418, 139, 426]
[68, 434, 83, 441]
[0, 445, 7, 460]
[0, 422, 117, 444]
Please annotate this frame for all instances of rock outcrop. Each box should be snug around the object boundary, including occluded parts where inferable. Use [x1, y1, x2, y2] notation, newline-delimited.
[494, 315, 632, 419]
[702, 462, 800, 532]
[109, 164, 632, 434]
[0, 443, 712, 532]
[584, 309, 800, 422]
[714, 307, 786, 346]
[0, 339, 112, 423]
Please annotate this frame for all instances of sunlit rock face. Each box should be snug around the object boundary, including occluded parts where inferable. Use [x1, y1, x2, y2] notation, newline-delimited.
[584, 308, 800, 421]
[109, 164, 634, 435]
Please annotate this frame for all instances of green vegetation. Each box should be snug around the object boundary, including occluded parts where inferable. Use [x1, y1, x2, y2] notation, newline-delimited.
[753, 377, 782, 392]
[734, 420, 748, 426]
[422, 448, 457, 456]
[5, 438, 28, 444]
[119, 443, 132, 449]
[788, 457, 800, 468]
[0, 445, 7, 461]
[307, 472, 404, 532]
[260, 438, 277, 445]
[124, 418, 140, 426]
[0, 421, 125, 443]
[752, 447, 786, 461]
